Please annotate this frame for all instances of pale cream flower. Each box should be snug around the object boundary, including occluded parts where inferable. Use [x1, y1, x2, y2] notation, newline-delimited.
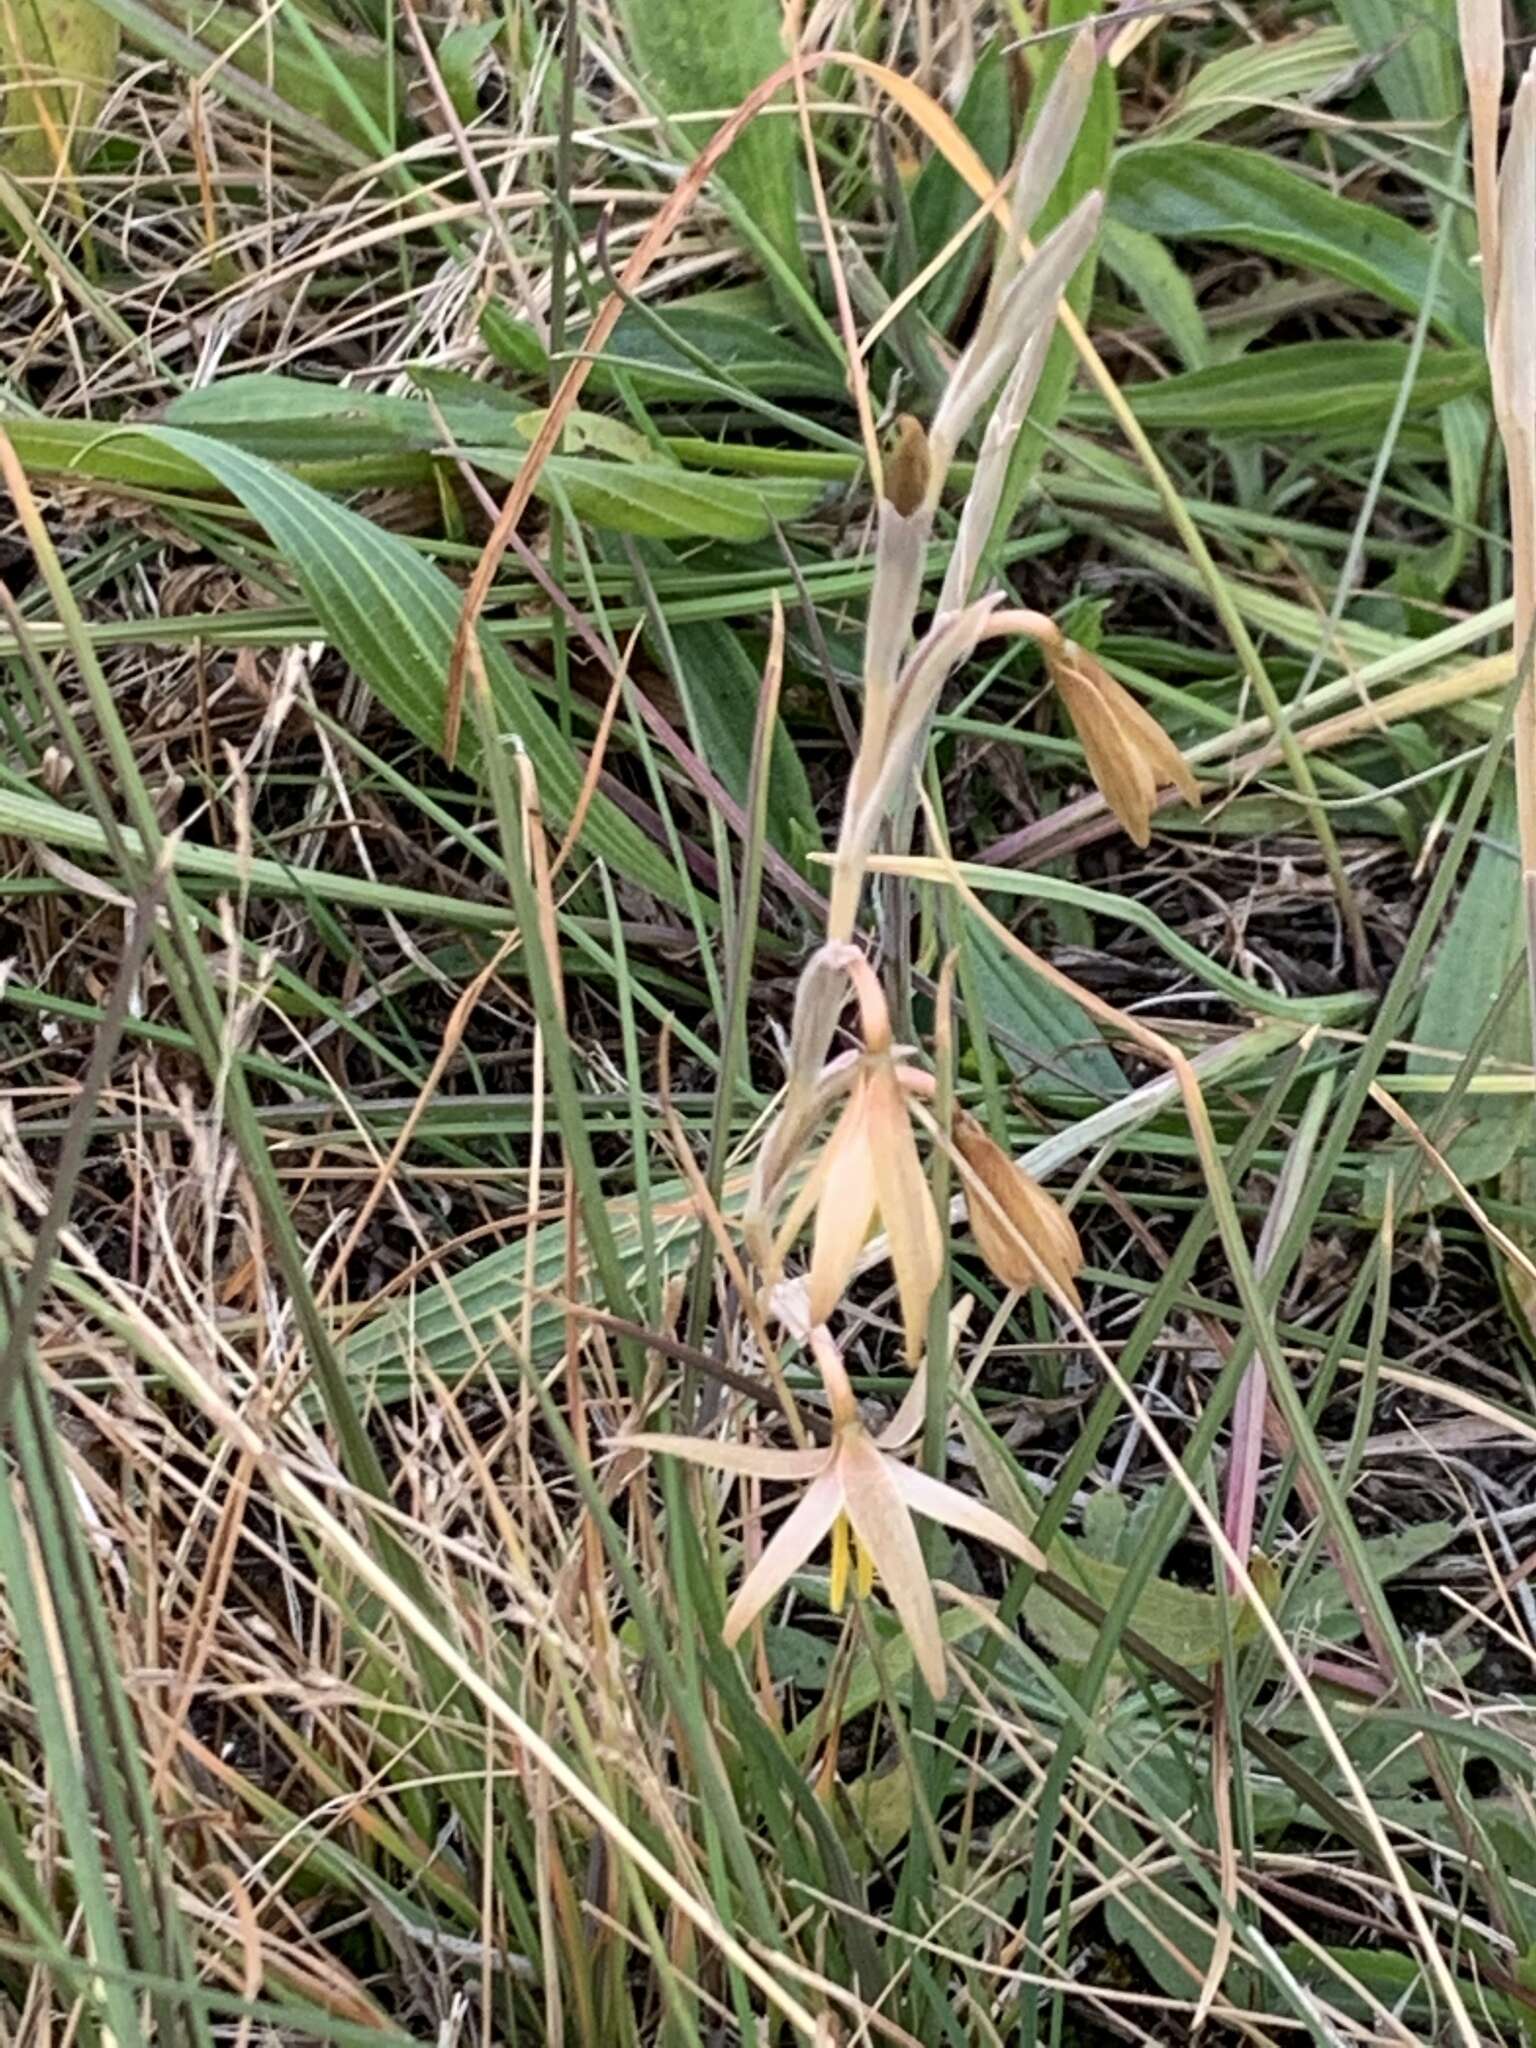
[620, 1333, 1043, 1698]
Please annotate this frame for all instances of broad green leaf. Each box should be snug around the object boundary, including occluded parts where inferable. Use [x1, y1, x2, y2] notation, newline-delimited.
[1068, 340, 1486, 436]
[1100, 217, 1209, 371]
[1332, 0, 1460, 197]
[643, 601, 819, 858]
[480, 449, 824, 540]
[966, 926, 1127, 1098]
[1099, 1807, 1211, 1999]
[1080, 1487, 1129, 1560]
[895, 35, 1012, 335]
[1023, 1536, 1266, 1672]
[576, 299, 844, 402]
[134, 427, 692, 905]
[2, 409, 433, 493]
[782, 1602, 991, 1754]
[616, 0, 804, 289]
[841, 1763, 913, 1861]
[764, 1624, 835, 1691]
[435, 18, 499, 124]
[0, 0, 118, 182]
[3, 415, 223, 489]
[1274, 1944, 1526, 2031]
[1111, 142, 1483, 345]
[172, 370, 642, 464]
[510, 405, 654, 464]
[105, 0, 400, 157]
[342, 1172, 698, 1399]
[165, 374, 825, 537]
[480, 301, 550, 377]
[959, 1412, 1264, 1672]
[1364, 779, 1528, 1214]
[166, 374, 453, 458]
[1287, 1521, 1455, 1645]
[1154, 23, 1360, 144]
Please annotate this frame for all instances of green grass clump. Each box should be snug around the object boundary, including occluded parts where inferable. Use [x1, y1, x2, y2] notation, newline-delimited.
[2, 2, 1535, 2043]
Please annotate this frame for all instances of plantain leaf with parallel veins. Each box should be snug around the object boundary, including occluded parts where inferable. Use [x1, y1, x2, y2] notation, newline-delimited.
[965, 927, 1126, 1099]
[0, 0, 118, 186]
[616, 0, 805, 292]
[125, 427, 695, 908]
[1152, 22, 1361, 145]
[1067, 340, 1486, 437]
[1112, 140, 1483, 344]
[575, 297, 845, 403]
[477, 450, 824, 542]
[1331, 0, 1460, 198]
[165, 373, 826, 539]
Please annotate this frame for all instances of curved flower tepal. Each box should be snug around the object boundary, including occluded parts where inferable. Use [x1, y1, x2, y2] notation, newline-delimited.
[620, 1333, 1043, 1698]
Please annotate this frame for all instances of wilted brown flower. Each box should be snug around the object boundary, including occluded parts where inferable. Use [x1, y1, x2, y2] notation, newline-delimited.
[1047, 639, 1200, 848]
[954, 1111, 1082, 1309]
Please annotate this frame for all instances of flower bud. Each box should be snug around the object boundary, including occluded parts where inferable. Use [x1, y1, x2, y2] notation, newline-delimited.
[882, 414, 931, 517]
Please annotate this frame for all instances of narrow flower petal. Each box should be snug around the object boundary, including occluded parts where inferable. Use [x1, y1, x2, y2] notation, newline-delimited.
[770, 1117, 840, 1274]
[1052, 645, 1198, 843]
[838, 1433, 948, 1697]
[808, 1328, 861, 1431]
[1110, 679, 1202, 808]
[807, 1079, 880, 1327]
[619, 1433, 828, 1481]
[888, 1461, 1046, 1572]
[723, 1467, 844, 1646]
[869, 1066, 944, 1359]
[875, 1364, 928, 1452]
